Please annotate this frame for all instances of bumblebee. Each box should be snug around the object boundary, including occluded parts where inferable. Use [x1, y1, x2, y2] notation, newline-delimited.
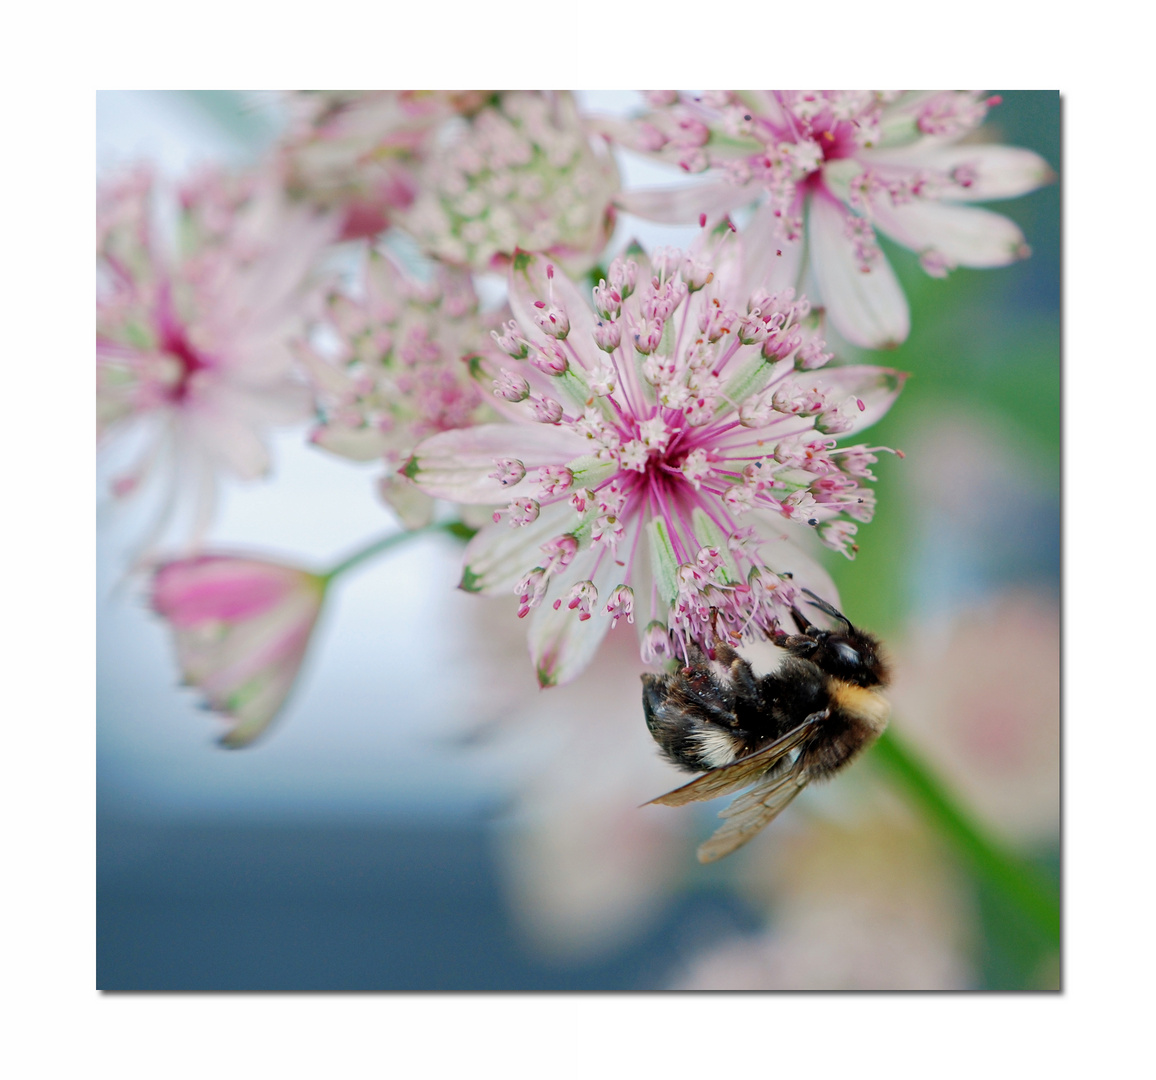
[642, 591, 890, 863]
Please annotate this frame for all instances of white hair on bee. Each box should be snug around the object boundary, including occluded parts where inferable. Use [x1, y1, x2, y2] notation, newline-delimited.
[690, 727, 744, 769]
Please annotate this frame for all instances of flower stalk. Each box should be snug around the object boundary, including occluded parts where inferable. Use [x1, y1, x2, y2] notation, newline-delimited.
[870, 726, 1060, 948]
[321, 520, 476, 583]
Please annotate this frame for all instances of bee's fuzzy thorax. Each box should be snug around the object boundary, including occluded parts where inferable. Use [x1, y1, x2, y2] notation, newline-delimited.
[827, 678, 891, 734]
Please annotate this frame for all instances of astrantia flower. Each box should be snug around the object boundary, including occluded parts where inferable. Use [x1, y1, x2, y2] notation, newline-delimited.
[297, 247, 496, 525]
[402, 91, 619, 275]
[403, 238, 904, 686]
[97, 165, 337, 550]
[600, 91, 1053, 348]
[152, 555, 327, 747]
[279, 91, 490, 241]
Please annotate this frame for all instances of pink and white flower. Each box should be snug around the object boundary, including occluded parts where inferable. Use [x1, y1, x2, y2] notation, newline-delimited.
[279, 91, 490, 241]
[403, 237, 904, 686]
[97, 165, 337, 551]
[296, 247, 495, 526]
[600, 91, 1053, 349]
[152, 554, 327, 747]
[402, 91, 619, 275]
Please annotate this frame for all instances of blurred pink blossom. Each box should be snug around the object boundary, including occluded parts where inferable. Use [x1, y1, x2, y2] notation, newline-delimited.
[889, 590, 1060, 845]
[402, 91, 619, 275]
[96, 165, 337, 552]
[404, 236, 902, 685]
[152, 554, 327, 747]
[460, 617, 692, 957]
[296, 247, 497, 527]
[674, 816, 975, 990]
[599, 91, 1052, 348]
[279, 91, 491, 240]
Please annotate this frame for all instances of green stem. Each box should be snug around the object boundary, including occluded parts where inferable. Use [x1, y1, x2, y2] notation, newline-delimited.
[321, 521, 477, 584]
[871, 727, 1060, 946]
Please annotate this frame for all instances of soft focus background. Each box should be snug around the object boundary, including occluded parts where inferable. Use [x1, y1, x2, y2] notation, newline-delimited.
[97, 91, 1059, 991]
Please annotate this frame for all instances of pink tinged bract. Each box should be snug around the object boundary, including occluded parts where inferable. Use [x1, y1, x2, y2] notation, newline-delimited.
[152, 555, 327, 748]
[407, 239, 904, 686]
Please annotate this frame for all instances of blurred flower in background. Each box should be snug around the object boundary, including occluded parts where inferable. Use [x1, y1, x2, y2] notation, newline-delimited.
[152, 554, 327, 748]
[297, 246, 500, 527]
[97, 162, 337, 553]
[279, 91, 491, 241]
[599, 90, 1052, 348]
[403, 91, 619, 275]
[672, 811, 975, 990]
[462, 615, 691, 959]
[891, 589, 1060, 845]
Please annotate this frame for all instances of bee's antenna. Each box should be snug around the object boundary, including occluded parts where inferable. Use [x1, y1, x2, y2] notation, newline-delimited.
[801, 588, 853, 629]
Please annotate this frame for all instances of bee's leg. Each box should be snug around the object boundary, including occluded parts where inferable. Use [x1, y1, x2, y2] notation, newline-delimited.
[681, 642, 710, 671]
[772, 607, 814, 645]
[713, 642, 762, 706]
[683, 687, 739, 728]
[789, 606, 814, 635]
[773, 630, 819, 658]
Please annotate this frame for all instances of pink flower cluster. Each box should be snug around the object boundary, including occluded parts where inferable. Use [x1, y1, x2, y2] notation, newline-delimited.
[296, 248, 498, 525]
[97, 164, 336, 550]
[94, 89, 1050, 737]
[597, 91, 1052, 348]
[405, 236, 903, 684]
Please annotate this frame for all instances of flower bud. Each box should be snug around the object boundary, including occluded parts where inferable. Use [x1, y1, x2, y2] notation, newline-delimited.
[491, 320, 529, 359]
[592, 280, 623, 319]
[593, 318, 622, 352]
[493, 368, 530, 402]
[565, 580, 598, 621]
[608, 256, 637, 298]
[489, 458, 526, 486]
[642, 621, 673, 662]
[535, 465, 573, 495]
[605, 585, 635, 625]
[528, 394, 564, 423]
[533, 301, 570, 339]
[529, 341, 569, 376]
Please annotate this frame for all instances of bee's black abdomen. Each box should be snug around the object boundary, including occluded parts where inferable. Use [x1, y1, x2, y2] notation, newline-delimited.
[642, 672, 717, 771]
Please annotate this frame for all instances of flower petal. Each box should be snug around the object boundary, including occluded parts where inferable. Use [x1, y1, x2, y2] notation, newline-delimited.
[459, 501, 578, 595]
[866, 144, 1054, 202]
[528, 549, 623, 687]
[872, 200, 1030, 268]
[747, 519, 840, 602]
[616, 181, 755, 225]
[153, 556, 307, 626]
[311, 422, 391, 462]
[808, 195, 910, 349]
[804, 365, 907, 433]
[404, 423, 589, 503]
[740, 201, 805, 296]
[507, 250, 598, 355]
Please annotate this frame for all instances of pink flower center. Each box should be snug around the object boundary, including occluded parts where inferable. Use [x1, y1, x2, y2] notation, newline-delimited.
[156, 283, 212, 402]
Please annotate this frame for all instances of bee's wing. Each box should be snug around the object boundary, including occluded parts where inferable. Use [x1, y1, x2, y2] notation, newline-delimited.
[645, 720, 813, 808]
[695, 759, 810, 863]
